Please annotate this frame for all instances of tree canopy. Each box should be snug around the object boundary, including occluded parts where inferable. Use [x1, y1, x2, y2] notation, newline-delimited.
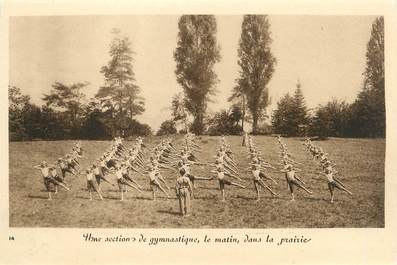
[233, 15, 276, 134]
[96, 29, 145, 136]
[174, 15, 221, 134]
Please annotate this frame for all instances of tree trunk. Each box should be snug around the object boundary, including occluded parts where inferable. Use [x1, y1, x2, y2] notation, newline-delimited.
[242, 95, 246, 131]
[184, 118, 189, 134]
[192, 114, 204, 135]
[252, 113, 258, 135]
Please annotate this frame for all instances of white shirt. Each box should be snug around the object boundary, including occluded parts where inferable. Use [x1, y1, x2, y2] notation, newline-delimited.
[217, 171, 225, 180]
[115, 170, 123, 180]
[252, 169, 261, 181]
[50, 168, 58, 177]
[285, 170, 296, 181]
[40, 167, 50, 178]
[326, 172, 334, 182]
[148, 171, 157, 181]
[86, 172, 94, 181]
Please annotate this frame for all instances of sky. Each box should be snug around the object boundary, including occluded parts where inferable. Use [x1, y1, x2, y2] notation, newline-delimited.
[9, 15, 376, 130]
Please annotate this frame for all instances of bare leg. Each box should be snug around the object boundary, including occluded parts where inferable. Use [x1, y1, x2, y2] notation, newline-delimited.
[96, 189, 103, 200]
[295, 182, 312, 194]
[221, 189, 225, 202]
[101, 177, 116, 187]
[158, 176, 170, 190]
[259, 180, 277, 197]
[335, 182, 353, 195]
[52, 179, 69, 191]
[48, 191, 52, 200]
[58, 182, 70, 191]
[124, 181, 142, 193]
[254, 182, 260, 201]
[289, 183, 295, 201]
[328, 183, 334, 203]
[156, 182, 170, 198]
[129, 178, 142, 189]
[185, 192, 191, 216]
[230, 182, 246, 189]
[178, 195, 184, 216]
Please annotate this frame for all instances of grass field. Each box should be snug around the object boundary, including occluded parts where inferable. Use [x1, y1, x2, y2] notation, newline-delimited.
[9, 136, 385, 228]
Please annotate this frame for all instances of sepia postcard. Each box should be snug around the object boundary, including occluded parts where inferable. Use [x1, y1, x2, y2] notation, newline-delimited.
[1, 0, 396, 264]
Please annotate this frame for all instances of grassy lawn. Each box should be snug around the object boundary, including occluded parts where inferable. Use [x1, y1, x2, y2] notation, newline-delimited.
[9, 136, 385, 228]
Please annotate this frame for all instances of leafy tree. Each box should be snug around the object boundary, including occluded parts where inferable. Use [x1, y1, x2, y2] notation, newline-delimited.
[9, 86, 31, 140]
[126, 120, 152, 136]
[229, 105, 244, 126]
[174, 15, 221, 134]
[171, 92, 189, 133]
[232, 15, 276, 134]
[42, 81, 88, 137]
[9, 86, 30, 111]
[271, 82, 309, 136]
[96, 29, 145, 136]
[271, 93, 295, 135]
[206, 108, 243, 136]
[328, 100, 351, 137]
[42, 82, 88, 121]
[81, 109, 111, 140]
[311, 99, 351, 138]
[38, 106, 67, 140]
[349, 17, 384, 137]
[157, 120, 177, 136]
[228, 88, 248, 131]
[290, 82, 309, 136]
[9, 85, 69, 140]
[21, 103, 43, 140]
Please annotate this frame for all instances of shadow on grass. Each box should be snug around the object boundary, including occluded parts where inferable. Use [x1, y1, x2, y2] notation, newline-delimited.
[27, 194, 49, 200]
[304, 196, 329, 202]
[235, 194, 256, 200]
[135, 196, 153, 201]
[192, 195, 217, 200]
[39, 189, 54, 192]
[199, 186, 219, 191]
[103, 196, 120, 200]
[158, 209, 181, 216]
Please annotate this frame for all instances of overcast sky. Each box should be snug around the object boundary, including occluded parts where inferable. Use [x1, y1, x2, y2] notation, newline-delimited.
[9, 15, 376, 130]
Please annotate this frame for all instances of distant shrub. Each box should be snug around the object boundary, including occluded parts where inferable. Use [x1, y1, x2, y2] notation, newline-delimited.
[206, 109, 243, 136]
[253, 124, 272, 135]
[157, 120, 177, 136]
[178, 129, 187, 134]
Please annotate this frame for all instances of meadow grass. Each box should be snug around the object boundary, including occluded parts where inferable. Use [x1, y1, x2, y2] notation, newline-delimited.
[9, 136, 385, 228]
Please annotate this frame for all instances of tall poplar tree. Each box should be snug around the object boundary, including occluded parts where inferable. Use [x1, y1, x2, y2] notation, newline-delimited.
[350, 17, 385, 137]
[174, 15, 221, 134]
[232, 15, 276, 134]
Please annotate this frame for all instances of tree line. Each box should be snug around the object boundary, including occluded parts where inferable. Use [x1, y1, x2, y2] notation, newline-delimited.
[9, 29, 150, 141]
[161, 15, 384, 138]
[9, 16, 384, 140]
[271, 17, 384, 138]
